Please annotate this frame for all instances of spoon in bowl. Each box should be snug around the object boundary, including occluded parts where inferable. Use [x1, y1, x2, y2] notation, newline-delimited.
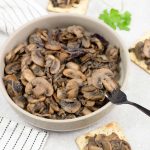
[106, 89, 150, 116]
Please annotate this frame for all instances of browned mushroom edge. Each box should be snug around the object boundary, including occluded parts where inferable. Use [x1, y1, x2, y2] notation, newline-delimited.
[84, 133, 131, 150]
[129, 39, 150, 70]
[3, 25, 120, 120]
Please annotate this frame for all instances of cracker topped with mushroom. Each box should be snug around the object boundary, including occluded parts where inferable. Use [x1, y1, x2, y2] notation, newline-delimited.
[129, 34, 150, 74]
[3, 25, 121, 120]
[76, 122, 131, 150]
[48, 0, 89, 14]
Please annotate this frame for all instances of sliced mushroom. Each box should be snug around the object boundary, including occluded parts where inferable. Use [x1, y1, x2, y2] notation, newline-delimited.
[67, 25, 84, 38]
[56, 51, 69, 62]
[83, 90, 105, 101]
[66, 62, 80, 70]
[45, 41, 61, 51]
[91, 37, 104, 51]
[82, 37, 91, 48]
[81, 107, 92, 115]
[25, 82, 33, 94]
[21, 54, 32, 71]
[22, 69, 35, 82]
[63, 69, 86, 81]
[27, 96, 46, 104]
[51, 0, 80, 8]
[3, 74, 17, 83]
[81, 99, 95, 107]
[57, 88, 67, 100]
[48, 98, 60, 112]
[26, 44, 37, 52]
[102, 77, 118, 92]
[110, 140, 131, 150]
[31, 50, 44, 67]
[65, 114, 76, 119]
[81, 85, 97, 92]
[20, 75, 28, 86]
[5, 44, 25, 64]
[92, 68, 118, 92]
[31, 77, 54, 97]
[13, 95, 27, 109]
[129, 41, 144, 60]
[3, 75, 23, 97]
[143, 39, 150, 58]
[27, 102, 46, 114]
[5, 62, 21, 75]
[31, 64, 45, 76]
[66, 79, 80, 98]
[45, 55, 60, 74]
[106, 46, 119, 61]
[29, 32, 44, 46]
[60, 99, 81, 113]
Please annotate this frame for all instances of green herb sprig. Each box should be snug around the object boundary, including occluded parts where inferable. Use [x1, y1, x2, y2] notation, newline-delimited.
[99, 8, 131, 31]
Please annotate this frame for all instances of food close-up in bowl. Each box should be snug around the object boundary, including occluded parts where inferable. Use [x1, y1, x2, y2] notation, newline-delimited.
[3, 25, 120, 120]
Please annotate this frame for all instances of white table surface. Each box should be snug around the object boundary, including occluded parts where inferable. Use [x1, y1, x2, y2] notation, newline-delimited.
[0, 0, 150, 149]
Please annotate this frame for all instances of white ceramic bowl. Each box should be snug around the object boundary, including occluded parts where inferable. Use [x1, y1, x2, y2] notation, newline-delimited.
[0, 14, 129, 131]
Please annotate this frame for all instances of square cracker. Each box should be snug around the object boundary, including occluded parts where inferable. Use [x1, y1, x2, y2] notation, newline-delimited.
[48, 0, 89, 14]
[76, 122, 127, 150]
[129, 33, 150, 74]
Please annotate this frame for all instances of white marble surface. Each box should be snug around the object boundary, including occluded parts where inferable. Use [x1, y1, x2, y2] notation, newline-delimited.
[0, 0, 150, 149]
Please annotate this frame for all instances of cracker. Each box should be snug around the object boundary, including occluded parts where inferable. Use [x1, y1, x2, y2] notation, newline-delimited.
[48, 0, 89, 14]
[129, 34, 150, 74]
[76, 122, 127, 150]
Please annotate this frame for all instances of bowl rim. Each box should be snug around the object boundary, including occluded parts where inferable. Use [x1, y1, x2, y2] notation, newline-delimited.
[0, 13, 130, 123]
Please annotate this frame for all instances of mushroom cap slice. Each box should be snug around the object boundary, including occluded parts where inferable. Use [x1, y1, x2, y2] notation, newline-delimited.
[21, 54, 32, 71]
[45, 41, 61, 51]
[31, 50, 44, 67]
[92, 68, 114, 87]
[31, 64, 45, 77]
[110, 140, 131, 150]
[82, 107, 92, 115]
[25, 83, 33, 95]
[45, 55, 60, 74]
[67, 25, 84, 38]
[143, 39, 150, 58]
[29, 33, 44, 46]
[3, 74, 17, 83]
[60, 99, 81, 113]
[57, 88, 67, 100]
[22, 69, 35, 82]
[106, 47, 119, 61]
[63, 69, 86, 81]
[27, 96, 46, 104]
[102, 77, 118, 92]
[83, 90, 105, 101]
[82, 37, 91, 48]
[13, 95, 27, 109]
[66, 62, 80, 70]
[5, 44, 25, 64]
[31, 77, 54, 97]
[5, 62, 21, 75]
[27, 102, 46, 114]
[92, 68, 118, 91]
[66, 79, 82, 98]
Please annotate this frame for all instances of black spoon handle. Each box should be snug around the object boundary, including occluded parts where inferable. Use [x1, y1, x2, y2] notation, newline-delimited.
[124, 101, 150, 117]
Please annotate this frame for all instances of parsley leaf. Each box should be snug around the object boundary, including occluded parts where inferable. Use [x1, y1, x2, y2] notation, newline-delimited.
[99, 8, 131, 31]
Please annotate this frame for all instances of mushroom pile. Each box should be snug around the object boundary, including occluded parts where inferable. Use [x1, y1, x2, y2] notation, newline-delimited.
[4, 25, 120, 119]
[84, 133, 131, 150]
[51, 0, 80, 8]
[129, 39, 150, 69]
